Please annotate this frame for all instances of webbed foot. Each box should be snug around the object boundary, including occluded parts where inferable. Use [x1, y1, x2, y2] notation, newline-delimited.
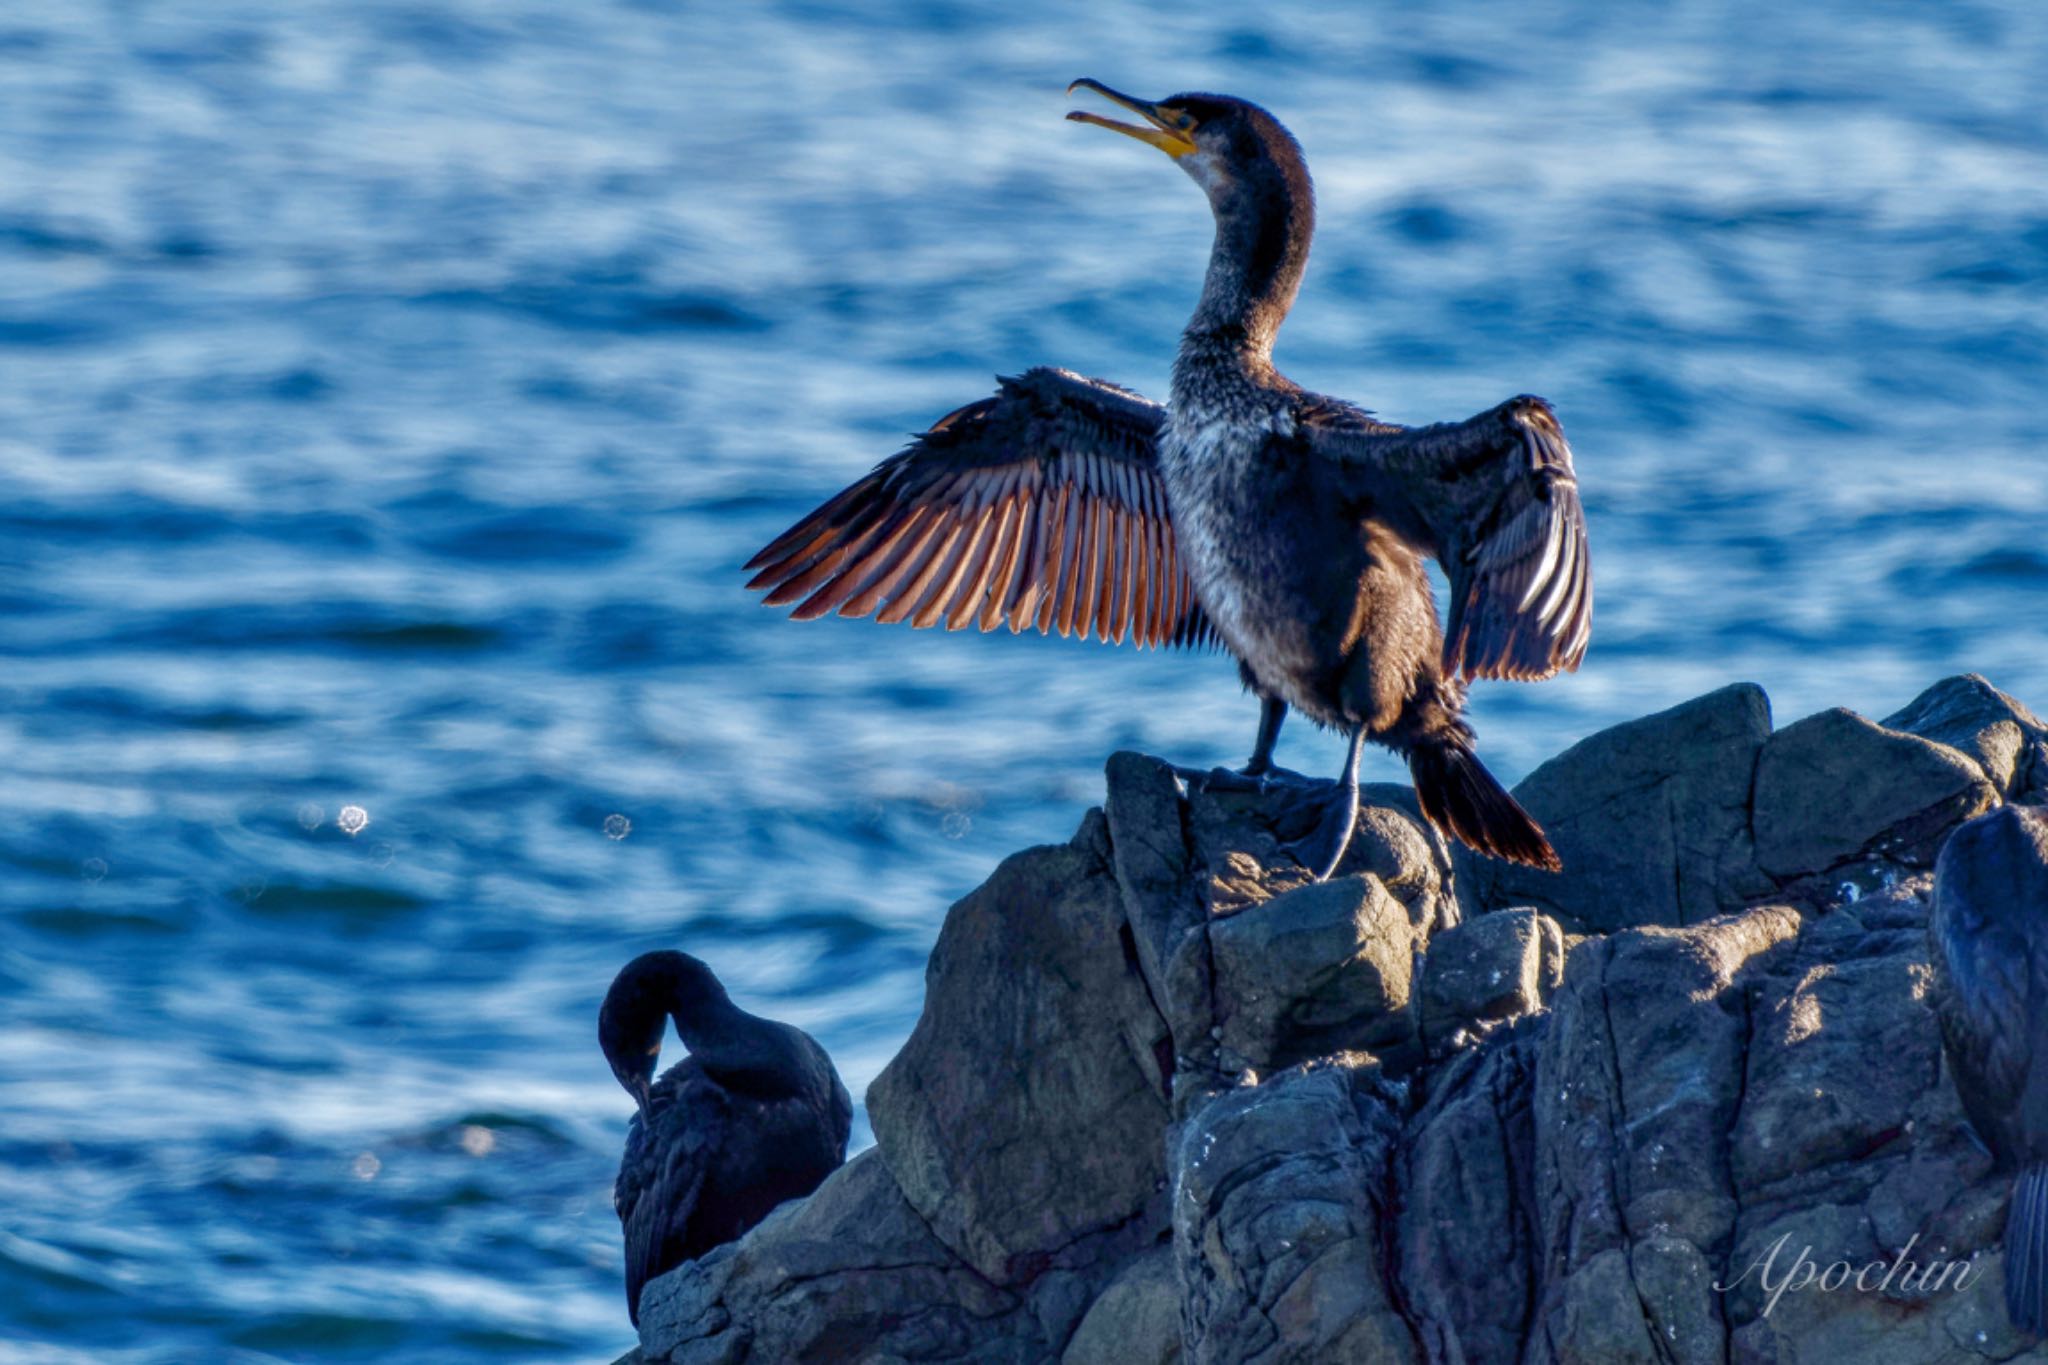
[1170, 763, 1313, 794]
[1279, 781, 1361, 882]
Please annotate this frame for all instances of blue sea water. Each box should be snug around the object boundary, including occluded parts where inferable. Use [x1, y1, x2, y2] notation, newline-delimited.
[0, 0, 2043, 1359]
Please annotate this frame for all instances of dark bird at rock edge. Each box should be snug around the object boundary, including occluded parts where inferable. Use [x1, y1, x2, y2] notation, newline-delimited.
[746, 81, 1591, 879]
[599, 950, 852, 1326]
[1928, 804, 2048, 1335]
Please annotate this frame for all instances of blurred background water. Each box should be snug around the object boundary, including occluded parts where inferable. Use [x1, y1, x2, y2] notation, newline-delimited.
[0, 0, 2043, 1359]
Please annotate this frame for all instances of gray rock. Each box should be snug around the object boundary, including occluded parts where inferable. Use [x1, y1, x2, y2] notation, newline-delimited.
[637, 1149, 1031, 1363]
[1459, 683, 1775, 932]
[1348, 785, 1462, 937]
[1174, 1057, 1417, 1365]
[866, 822, 1172, 1285]
[1181, 775, 1457, 933]
[1062, 1245, 1181, 1365]
[1531, 906, 1803, 1365]
[1398, 1019, 1544, 1363]
[1884, 673, 2048, 800]
[1418, 907, 1565, 1059]
[1752, 708, 1999, 882]
[1730, 947, 1945, 1197]
[1209, 873, 1421, 1074]
[1106, 752, 1214, 1083]
[1541, 1246, 1668, 1364]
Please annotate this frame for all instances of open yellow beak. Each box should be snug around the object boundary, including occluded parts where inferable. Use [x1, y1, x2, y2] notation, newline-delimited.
[1066, 79, 1197, 159]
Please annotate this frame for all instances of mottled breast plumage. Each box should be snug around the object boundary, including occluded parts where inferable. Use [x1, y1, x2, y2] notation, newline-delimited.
[1160, 391, 1340, 721]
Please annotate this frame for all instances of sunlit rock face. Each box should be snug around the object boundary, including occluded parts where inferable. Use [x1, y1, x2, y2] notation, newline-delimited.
[631, 676, 2044, 1365]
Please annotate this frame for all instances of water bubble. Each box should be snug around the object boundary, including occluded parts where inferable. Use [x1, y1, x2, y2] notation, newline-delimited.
[940, 811, 971, 839]
[337, 805, 369, 837]
[604, 813, 631, 840]
[371, 842, 396, 869]
[237, 876, 268, 904]
[351, 1151, 381, 1180]
[1837, 882, 1861, 904]
[459, 1125, 496, 1157]
[296, 803, 324, 830]
[81, 857, 108, 883]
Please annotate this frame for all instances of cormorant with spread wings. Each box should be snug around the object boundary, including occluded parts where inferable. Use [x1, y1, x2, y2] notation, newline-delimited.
[747, 81, 1591, 878]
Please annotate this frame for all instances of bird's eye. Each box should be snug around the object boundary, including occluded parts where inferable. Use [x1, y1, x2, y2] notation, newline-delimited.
[1176, 114, 1197, 132]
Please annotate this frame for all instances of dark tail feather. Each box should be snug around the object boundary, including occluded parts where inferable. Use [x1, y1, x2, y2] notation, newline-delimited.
[1410, 737, 1560, 871]
[2008, 1165, 2048, 1334]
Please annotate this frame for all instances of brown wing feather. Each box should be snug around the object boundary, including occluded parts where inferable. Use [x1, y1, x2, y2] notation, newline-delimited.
[746, 368, 1214, 651]
[1315, 394, 1591, 682]
[1442, 399, 1592, 681]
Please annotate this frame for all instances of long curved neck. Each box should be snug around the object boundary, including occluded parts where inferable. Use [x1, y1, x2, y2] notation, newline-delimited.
[672, 993, 807, 1100]
[1183, 179, 1313, 368]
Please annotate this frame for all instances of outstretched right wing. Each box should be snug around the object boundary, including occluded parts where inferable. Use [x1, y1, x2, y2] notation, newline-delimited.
[745, 367, 1215, 650]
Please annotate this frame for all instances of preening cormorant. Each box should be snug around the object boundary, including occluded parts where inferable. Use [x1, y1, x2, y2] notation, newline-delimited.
[599, 950, 852, 1325]
[747, 81, 1591, 877]
[1929, 804, 2048, 1334]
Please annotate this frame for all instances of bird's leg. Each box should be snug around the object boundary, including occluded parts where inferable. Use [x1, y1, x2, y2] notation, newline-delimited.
[1282, 728, 1364, 882]
[1173, 697, 1309, 792]
[1244, 695, 1286, 776]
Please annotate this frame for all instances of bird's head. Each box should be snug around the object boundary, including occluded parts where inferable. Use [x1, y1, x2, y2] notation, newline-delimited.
[1066, 80, 1310, 220]
[598, 949, 728, 1116]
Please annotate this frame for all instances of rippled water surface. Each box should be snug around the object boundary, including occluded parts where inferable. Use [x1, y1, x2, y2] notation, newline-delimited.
[3, 1, 2045, 1359]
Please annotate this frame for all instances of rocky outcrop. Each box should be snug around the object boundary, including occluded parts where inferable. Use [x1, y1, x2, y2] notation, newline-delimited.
[1456, 683, 1774, 934]
[1175, 1056, 1411, 1364]
[1752, 709, 1998, 888]
[1417, 907, 1567, 1060]
[865, 813, 1171, 1287]
[632, 676, 2048, 1365]
[1884, 674, 2048, 803]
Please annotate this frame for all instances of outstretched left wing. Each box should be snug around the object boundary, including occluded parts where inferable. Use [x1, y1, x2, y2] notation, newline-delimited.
[1314, 395, 1591, 682]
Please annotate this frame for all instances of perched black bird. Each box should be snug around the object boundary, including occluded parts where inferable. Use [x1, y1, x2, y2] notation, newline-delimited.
[1929, 804, 2048, 1334]
[747, 82, 1590, 878]
[599, 950, 852, 1325]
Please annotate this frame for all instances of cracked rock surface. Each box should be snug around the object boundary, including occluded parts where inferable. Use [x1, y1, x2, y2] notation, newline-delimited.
[632, 677, 2048, 1365]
